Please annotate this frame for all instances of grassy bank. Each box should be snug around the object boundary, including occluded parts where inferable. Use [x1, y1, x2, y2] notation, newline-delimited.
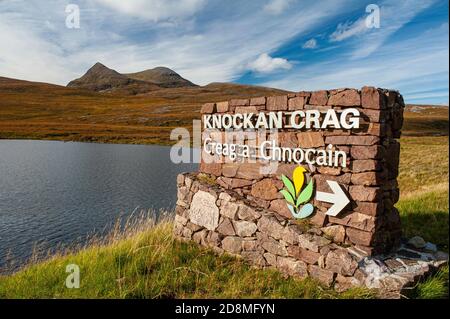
[0, 192, 447, 299]
[0, 190, 449, 298]
[0, 136, 448, 299]
[0, 218, 376, 299]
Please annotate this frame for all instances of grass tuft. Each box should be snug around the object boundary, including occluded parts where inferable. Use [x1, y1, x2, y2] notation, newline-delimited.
[415, 267, 449, 299]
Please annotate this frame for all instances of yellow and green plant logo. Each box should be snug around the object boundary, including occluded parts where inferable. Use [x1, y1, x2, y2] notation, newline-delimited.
[280, 167, 314, 219]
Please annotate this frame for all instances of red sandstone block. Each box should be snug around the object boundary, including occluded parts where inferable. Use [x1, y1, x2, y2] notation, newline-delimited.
[361, 86, 386, 110]
[229, 98, 249, 107]
[278, 132, 298, 148]
[317, 166, 342, 176]
[304, 104, 332, 112]
[346, 227, 375, 246]
[200, 148, 223, 164]
[199, 161, 222, 177]
[325, 135, 380, 146]
[216, 101, 229, 113]
[267, 95, 288, 111]
[310, 211, 328, 227]
[324, 249, 358, 276]
[309, 90, 328, 105]
[250, 96, 266, 106]
[235, 106, 258, 114]
[274, 163, 298, 177]
[314, 174, 352, 192]
[251, 178, 281, 201]
[296, 91, 312, 99]
[297, 132, 325, 148]
[351, 171, 385, 186]
[349, 185, 382, 202]
[221, 163, 239, 177]
[351, 160, 381, 173]
[351, 145, 386, 159]
[201, 103, 216, 114]
[354, 244, 378, 256]
[353, 201, 384, 216]
[218, 177, 253, 189]
[353, 123, 387, 137]
[322, 129, 351, 136]
[288, 96, 305, 110]
[328, 212, 378, 232]
[358, 108, 386, 123]
[327, 89, 361, 107]
[269, 199, 293, 219]
[287, 246, 321, 264]
[236, 163, 265, 180]
[308, 265, 335, 287]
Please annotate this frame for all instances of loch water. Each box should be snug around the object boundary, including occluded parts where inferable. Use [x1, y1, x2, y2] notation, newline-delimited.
[0, 140, 198, 270]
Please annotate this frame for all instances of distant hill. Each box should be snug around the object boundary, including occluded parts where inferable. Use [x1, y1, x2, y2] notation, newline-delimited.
[67, 62, 161, 94]
[0, 76, 290, 144]
[126, 67, 197, 88]
[67, 63, 196, 94]
[1, 75, 447, 144]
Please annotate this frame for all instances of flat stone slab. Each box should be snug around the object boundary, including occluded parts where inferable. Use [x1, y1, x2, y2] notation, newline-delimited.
[353, 242, 448, 298]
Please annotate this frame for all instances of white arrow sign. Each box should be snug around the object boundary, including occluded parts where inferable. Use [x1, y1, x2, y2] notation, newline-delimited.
[316, 180, 350, 216]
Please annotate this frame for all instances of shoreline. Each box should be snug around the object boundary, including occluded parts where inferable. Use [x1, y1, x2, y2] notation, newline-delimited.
[1, 132, 449, 148]
[0, 136, 176, 147]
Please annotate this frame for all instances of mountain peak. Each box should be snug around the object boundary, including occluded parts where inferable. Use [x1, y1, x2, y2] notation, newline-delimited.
[152, 66, 175, 73]
[85, 62, 121, 76]
[67, 63, 159, 94]
[67, 63, 197, 94]
[93, 62, 107, 68]
[126, 67, 197, 88]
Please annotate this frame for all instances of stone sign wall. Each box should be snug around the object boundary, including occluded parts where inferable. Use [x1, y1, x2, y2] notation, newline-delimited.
[198, 87, 404, 255]
[174, 87, 448, 295]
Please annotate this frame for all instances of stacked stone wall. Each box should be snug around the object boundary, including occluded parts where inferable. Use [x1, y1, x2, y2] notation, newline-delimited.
[198, 87, 405, 255]
[174, 173, 446, 295]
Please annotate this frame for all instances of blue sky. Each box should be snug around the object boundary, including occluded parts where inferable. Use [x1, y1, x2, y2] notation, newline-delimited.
[0, 0, 448, 104]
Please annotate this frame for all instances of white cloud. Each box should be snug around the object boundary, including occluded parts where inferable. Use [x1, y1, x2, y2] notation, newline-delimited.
[329, 19, 367, 42]
[0, 0, 354, 85]
[95, 0, 207, 21]
[264, 0, 292, 15]
[0, 15, 75, 84]
[248, 53, 292, 73]
[329, 0, 437, 59]
[262, 23, 449, 104]
[302, 38, 317, 49]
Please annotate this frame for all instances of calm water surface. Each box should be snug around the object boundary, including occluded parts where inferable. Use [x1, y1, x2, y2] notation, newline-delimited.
[0, 140, 197, 270]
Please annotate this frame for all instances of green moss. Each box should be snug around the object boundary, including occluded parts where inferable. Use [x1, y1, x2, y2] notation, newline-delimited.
[197, 173, 217, 186]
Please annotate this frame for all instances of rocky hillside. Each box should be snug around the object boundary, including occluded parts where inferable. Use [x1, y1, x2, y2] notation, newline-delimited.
[126, 67, 197, 88]
[67, 63, 196, 94]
